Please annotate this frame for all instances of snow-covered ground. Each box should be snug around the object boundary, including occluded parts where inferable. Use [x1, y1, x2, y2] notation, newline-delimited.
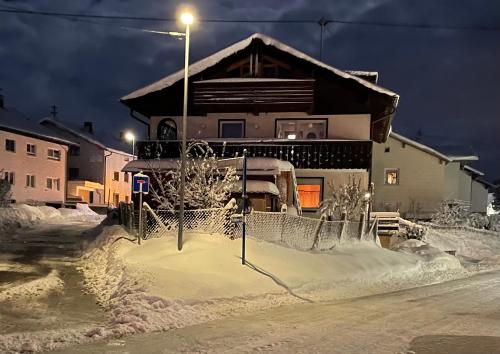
[0, 203, 103, 235]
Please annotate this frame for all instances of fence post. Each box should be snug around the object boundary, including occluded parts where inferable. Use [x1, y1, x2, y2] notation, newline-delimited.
[137, 192, 143, 245]
[359, 212, 366, 240]
[340, 212, 348, 242]
[242, 149, 248, 265]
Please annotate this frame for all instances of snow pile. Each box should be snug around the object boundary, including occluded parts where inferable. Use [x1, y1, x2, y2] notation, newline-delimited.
[424, 224, 500, 261]
[0, 203, 103, 234]
[0, 269, 64, 303]
[75, 226, 467, 340]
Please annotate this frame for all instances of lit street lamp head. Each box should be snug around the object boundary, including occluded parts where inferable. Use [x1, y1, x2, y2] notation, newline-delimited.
[124, 131, 135, 142]
[180, 12, 194, 25]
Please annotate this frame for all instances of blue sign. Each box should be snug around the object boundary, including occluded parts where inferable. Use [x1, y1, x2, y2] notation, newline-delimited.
[132, 173, 150, 194]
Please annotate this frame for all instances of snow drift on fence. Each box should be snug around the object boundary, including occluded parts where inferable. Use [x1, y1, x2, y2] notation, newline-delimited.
[0, 203, 103, 234]
[423, 223, 500, 261]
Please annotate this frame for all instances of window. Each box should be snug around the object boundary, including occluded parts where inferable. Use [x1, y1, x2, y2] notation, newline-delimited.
[219, 120, 245, 138]
[276, 119, 327, 139]
[3, 171, 14, 185]
[384, 168, 400, 185]
[69, 145, 80, 156]
[5, 139, 15, 152]
[27, 143, 36, 155]
[46, 178, 60, 190]
[113, 171, 120, 181]
[384, 147, 390, 153]
[124, 172, 129, 183]
[157, 118, 178, 140]
[48, 148, 61, 160]
[296, 178, 323, 210]
[69, 168, 79, 179]
[25, 174, 35, 188]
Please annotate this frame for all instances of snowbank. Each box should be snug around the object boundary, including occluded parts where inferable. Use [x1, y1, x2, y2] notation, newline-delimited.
[424, 224, 500, 261]
[0, 203, 103, 234]
[0, 269, 64, 303]
[77, 226, 466, 339]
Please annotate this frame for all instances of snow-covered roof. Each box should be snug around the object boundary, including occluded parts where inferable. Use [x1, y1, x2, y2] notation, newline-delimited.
[390, 132, 452, 162]
[0, 107, 77, 146]
[447, 155, 479, 162]
[231, 180, 280, 195]
[193, 78, 314, 84]
[121, 33, 398, 102]
[463, 165, 484, 177]
[122, 157, 294, 175]
[40, 117, 133, 156]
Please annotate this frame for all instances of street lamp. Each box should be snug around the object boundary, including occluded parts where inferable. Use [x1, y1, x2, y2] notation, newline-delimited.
[124, 131, 136, 159]
[178, 9, 194, 251]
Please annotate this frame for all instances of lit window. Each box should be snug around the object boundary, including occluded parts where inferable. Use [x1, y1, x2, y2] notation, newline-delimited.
[385, 169, 400, 185]
[48, 148, 61, 160]
[297, 178, 323, 209]
[26, 174, 35, 188]
[219, 120, 245, 138]
[276, 120, 326, 139]
[27, 144, 36, 155]
[5, 139, 15, 152]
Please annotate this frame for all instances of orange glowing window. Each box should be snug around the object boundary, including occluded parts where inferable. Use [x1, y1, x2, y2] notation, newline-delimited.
[297, 183, 322, 209]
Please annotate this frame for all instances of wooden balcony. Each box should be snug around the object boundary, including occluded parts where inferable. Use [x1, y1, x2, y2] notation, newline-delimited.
[136, 139, 372, 170]
[193, 78, 314, 113]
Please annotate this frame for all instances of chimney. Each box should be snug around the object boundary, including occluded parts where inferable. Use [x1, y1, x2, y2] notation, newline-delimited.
[0, 89, 4, 109]
[83, 121, 93, 134]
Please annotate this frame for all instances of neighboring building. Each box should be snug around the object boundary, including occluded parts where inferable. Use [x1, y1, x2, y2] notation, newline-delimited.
[120, 33, 399, 215]
[0, 99, 75, 205]
[372, 132, 490, 218]
[40, 118, 133, 207]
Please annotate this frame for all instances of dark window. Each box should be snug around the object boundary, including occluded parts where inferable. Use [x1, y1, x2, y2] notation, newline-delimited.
[69, 146, 80, 156]
[113, 171, 119, 181]
[157, 118, 178, 140]
[384, 147, 391, 153]
[25, 174, 35, 188]
[27, 144, 36, 155]
[219, 120, 245, 138]
[46, 178, 52, 189]
[69, 168, 79, 179]
[4, 171, 14, 185]
[5, 139, 15, 152]
[48, 148, 61, 160]
[124, 172, 129, 182]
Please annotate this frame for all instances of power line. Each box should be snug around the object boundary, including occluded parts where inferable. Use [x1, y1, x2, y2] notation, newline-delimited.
[1, 7, 500, 32]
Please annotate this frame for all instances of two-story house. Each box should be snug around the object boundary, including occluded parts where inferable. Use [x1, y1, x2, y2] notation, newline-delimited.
[372, 132, 491, 219]
[0, 96, 74, 205]
[41, 118, 133, 207]
[120, 33, 399, 215]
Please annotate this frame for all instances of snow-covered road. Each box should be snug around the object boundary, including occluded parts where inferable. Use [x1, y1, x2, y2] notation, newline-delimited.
[53, 270, 500, 354]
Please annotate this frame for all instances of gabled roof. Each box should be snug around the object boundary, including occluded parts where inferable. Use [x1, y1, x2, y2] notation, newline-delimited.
[463, 165, 484, 177]
[390, 132, 452, 162]
[0, 107, 77, 146]
[40, 117, 133, 156]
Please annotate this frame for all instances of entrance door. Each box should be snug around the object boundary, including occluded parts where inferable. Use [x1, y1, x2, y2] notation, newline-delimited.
[89, 191, 94, 204]
[113, 193, 119, 207]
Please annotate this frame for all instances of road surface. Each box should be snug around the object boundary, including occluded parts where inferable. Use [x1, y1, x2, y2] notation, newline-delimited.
[53, 270, 500, 354]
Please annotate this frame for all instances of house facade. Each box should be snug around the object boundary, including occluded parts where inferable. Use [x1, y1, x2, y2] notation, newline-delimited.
[0, 102, 73, 205]
[372, 132, 490, 219]
[41, 118, 133, 207]
[120, 33, 399, 215]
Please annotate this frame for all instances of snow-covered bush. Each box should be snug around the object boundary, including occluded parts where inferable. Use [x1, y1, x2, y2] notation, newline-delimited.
[319, 175, 369, 221]
[467, 213, 489, 229]
[400, 223, 427, 240]
[149, 141, 239, 210]
[431, 200, 469, 226]
[488, 215, 500, 232]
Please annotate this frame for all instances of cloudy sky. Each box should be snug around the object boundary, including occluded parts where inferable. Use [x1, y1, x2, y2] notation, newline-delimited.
[1, 0, 499, 179]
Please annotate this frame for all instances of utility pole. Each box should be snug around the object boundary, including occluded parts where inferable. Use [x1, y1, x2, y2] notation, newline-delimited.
[50, 105, 58, 118]
[318, 18, 330, 61]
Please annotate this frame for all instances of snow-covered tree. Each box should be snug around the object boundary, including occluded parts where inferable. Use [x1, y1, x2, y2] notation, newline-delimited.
[148, 141, 239, 210]
[431, 200, 469, 226]
[0, 169, 11, 207]
[319, 176, 369, 221]
[492, 179, 500, 212]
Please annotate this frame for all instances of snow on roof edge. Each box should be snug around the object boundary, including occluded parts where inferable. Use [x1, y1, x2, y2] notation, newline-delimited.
[390, 132, 452, 162]
[121, 33, 398, 102]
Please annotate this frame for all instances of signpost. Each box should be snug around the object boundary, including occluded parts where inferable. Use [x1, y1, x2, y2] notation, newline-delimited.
[132, 172, 150, 245]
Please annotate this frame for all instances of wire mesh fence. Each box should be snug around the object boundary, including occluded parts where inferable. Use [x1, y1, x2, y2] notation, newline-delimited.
[140, 203, 376, 251]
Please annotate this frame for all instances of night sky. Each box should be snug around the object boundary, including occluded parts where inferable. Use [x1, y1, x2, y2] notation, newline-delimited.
[1, 0, 499, 180]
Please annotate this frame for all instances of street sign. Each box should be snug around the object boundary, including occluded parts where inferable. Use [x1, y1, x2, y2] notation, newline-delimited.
[132, 172, 150, 194]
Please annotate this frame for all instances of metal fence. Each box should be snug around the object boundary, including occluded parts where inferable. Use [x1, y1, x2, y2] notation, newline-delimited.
[139, 205, 376, 251]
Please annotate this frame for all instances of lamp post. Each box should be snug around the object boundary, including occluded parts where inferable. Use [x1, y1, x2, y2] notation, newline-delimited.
[178, 10, 194, 251]
[124, 131, 136, 159]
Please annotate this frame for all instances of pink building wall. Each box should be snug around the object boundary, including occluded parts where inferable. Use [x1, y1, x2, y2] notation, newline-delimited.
[1, 130, 68, 204]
